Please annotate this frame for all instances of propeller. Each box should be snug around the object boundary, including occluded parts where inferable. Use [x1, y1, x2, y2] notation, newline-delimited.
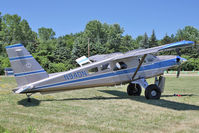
[176, 48, 181, 78]
[176, 64, 181, 78]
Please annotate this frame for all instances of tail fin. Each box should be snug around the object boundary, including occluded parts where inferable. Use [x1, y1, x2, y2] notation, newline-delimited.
[6, 44, 49, 87]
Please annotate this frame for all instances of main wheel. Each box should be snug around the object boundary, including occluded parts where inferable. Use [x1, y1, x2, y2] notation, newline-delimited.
[145, 84, 161, 99]
[127, 83, 142, 96]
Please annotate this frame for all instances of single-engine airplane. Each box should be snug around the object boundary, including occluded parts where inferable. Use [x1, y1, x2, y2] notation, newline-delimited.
[5, 40, 194, 101]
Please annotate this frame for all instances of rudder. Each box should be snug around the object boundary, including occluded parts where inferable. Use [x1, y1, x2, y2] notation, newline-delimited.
[5, 44, 49, 87]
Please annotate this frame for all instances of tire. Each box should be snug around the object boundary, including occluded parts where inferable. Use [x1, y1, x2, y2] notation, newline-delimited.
[145, 84, 161, 99]
[127, 83, 142, 96]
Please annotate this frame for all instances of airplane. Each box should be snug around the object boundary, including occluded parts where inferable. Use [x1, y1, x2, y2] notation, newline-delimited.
[5, 40, 194, 102]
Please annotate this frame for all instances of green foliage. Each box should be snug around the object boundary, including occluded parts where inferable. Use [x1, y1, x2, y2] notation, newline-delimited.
[72, 20, 126, 59]
[0, 13, 199, 74]
[181, 58, 199, 71]
[38, 27, 55, 41]
[1, 14, 36, 46]
[49, 62, 73, 73]
[149, 29, 158, 48]
[0, 56, 10, 74]
[176, 26, 199, 42]
[120, 35, 136, 52]
[140, 32, 149, 48]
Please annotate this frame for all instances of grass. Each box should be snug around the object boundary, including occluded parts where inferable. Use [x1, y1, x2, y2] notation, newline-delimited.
[0, 76, 199, 133]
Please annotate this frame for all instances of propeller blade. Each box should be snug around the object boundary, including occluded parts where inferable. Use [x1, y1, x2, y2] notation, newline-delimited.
[176, 48, 181, 56]
[177, 66, 181, 78]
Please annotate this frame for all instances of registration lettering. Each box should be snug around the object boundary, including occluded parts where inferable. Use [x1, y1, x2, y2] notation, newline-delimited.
[64, 71, 87, 80]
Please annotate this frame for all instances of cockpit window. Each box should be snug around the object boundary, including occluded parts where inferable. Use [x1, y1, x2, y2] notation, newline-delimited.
[147, 57, 154, 62]
[139, 54, 156, 64]
[146, 54, 156, 62]
[113, 62, 127, 71]
[100, 63, 110, 71]
[88, 67, 98, 74]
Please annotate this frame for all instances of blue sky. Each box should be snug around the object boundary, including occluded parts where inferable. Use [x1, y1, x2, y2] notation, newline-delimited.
[1, 0, 199, 39]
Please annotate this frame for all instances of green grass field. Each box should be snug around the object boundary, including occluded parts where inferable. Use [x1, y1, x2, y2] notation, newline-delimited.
[0, 76, 199, 133]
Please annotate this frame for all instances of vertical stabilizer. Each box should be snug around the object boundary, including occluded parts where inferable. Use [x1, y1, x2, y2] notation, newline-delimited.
[6, 44, 49, 87]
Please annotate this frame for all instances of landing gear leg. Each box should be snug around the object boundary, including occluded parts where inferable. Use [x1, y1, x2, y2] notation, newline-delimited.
[26, 93, 32, 102]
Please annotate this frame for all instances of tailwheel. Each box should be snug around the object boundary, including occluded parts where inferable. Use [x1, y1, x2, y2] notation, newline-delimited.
[145, 84, 161, 99]
[26, 93, 32, 102]
[127, 83, 142, 96]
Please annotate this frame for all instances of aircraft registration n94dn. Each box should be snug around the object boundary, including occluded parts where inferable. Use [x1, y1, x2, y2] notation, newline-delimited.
[5, 40, 194, 102]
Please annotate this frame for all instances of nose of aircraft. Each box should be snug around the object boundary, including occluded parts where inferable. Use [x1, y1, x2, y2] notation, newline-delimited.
[176, 56, 187, 63]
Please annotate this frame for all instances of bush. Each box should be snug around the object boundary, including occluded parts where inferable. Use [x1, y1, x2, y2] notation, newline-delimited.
[181, 58, 199, 71]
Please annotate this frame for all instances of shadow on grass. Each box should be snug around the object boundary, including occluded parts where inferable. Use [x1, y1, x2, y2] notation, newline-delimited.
[18, 98, 40, 107]
[100, 90, 199, 111]
[18, 90, 199, 110]
[41, 90, 199, 111]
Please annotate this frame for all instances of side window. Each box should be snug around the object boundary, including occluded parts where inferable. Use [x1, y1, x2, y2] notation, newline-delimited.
[146, 55, 155, 63]
[147, 57, 154, 62]
[138, 57, 147, 64]
[100, 63, 110, 71]
[113, 62, 127, 71]
[119, 62, 127, 69]
[88, 67, 98, 74]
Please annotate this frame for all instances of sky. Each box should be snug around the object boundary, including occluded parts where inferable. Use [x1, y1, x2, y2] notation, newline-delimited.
[1, 0, 199, 39]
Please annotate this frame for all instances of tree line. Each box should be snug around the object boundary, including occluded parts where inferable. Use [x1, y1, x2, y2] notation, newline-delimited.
[0, 12, 199, 74]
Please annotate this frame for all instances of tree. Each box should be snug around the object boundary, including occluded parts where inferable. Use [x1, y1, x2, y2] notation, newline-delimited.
[0, 12, 2, 31]
[1, 14, 22, 44]
[1, 14, 36, 46]
[175, 26, 199, 58]
[135, 35, 143, 48]
[140, 32, 149, 48]
[120, 35, 135, 52]
[54, 37, 72, 63]
[149, 30, 158, 48]
[72, 20, 125, 59]
[84, 20, 108, 54]
[106, 24, 124, 52]
[0, 12, 2, 53]
[38, 27, 55, 41]
[20, 19, 37, 45]
[85, 20, 103, 43]
[176, 26, 199, 42]
[160, 33, 172, 45]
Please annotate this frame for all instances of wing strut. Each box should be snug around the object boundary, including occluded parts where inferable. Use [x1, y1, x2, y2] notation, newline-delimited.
[132, 54, 147, 81]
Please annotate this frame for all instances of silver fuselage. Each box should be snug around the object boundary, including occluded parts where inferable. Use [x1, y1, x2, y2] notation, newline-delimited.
[22, 54, 179, 94]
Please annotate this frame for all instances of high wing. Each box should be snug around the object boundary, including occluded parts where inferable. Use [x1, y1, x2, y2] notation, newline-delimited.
[114, 40, 194, 60]
[89, 40, 194, 81]
[117, 40, 194, 81]
[89, 52, 123, 62]
[89, 40, 194, 62]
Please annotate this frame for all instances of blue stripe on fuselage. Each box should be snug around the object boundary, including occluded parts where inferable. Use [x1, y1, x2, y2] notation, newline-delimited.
[33, 58, 177, 90]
